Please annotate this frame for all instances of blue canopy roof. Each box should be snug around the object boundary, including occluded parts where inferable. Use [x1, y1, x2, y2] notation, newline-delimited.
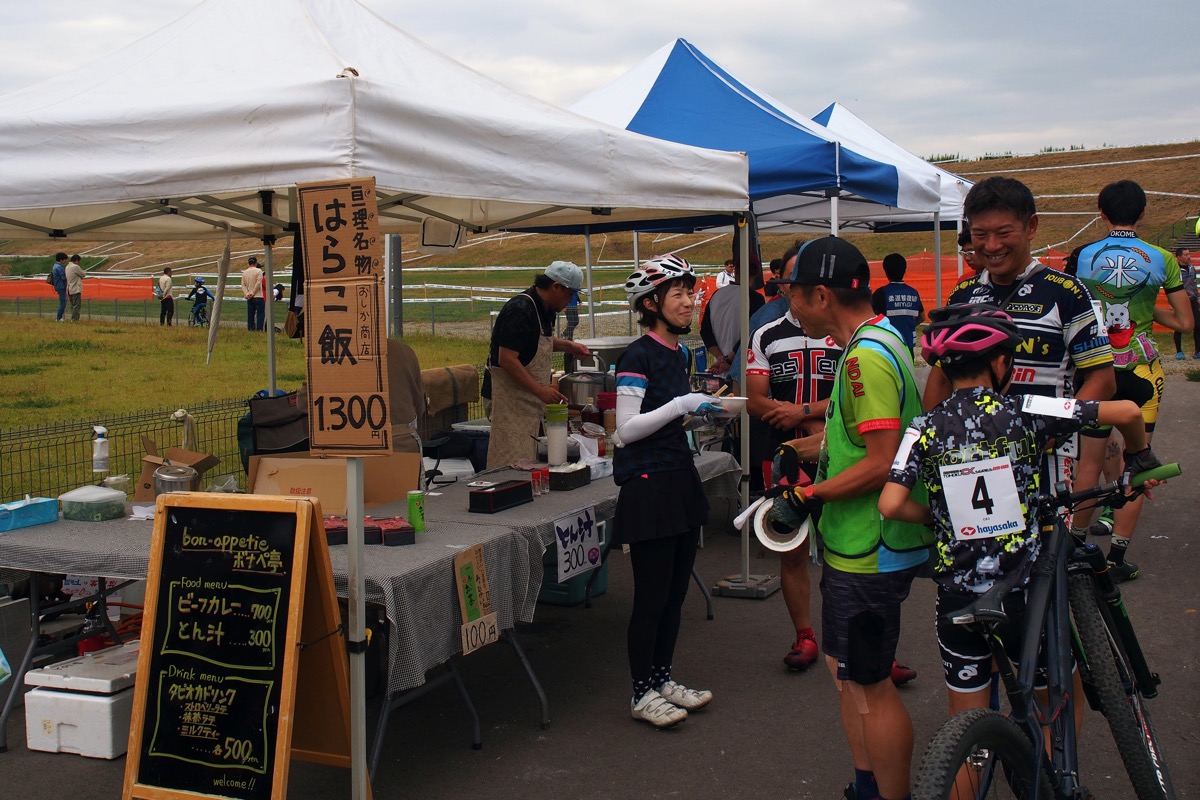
[571, 39, 941, 225]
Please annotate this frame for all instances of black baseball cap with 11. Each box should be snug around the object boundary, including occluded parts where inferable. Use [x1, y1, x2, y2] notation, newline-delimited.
[770, 235, 870, 289]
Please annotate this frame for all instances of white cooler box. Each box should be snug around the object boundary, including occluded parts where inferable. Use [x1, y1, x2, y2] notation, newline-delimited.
[24, 641, 140, 759]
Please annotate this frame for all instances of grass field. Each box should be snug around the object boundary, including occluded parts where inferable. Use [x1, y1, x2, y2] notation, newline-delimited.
[0, 316, 489, 428]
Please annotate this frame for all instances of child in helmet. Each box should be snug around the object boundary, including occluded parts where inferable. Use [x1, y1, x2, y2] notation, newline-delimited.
[878, 303, 1161, 718]
[614, 254, 723, 728]
[186, 276, 212, 326]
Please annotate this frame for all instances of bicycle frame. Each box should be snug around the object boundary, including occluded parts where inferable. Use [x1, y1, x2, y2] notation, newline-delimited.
[971, 478, 1157, 799]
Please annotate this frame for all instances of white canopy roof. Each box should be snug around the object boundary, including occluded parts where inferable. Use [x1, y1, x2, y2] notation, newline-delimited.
[812, 102, 970, 230]
[0, 0, 747, 241]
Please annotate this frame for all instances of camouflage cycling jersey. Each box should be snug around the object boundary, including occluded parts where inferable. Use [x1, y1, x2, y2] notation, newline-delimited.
[888, 387, 1098, 592]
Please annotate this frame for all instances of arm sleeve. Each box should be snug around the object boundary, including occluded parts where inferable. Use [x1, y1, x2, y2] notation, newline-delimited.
[614, 390, 682, 445]
[886, 424, 924, 489]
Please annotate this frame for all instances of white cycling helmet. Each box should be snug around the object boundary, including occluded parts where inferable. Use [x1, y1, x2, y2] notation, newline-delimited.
[624, 254, 696, 309]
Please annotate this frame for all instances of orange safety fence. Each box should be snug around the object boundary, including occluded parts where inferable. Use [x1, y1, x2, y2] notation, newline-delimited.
[0, 275, 154, 300]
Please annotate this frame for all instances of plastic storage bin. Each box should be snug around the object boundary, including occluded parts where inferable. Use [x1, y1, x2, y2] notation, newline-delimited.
[58, 485, 126, 521]
[538, 552, 608, 606]
[0, 497, 58, 531]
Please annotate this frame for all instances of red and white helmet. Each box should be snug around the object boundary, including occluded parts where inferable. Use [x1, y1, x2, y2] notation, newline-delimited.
[624, 254, 695, 309]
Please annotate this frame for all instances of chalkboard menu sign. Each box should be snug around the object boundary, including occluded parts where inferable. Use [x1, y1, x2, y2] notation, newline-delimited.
[124, 493, 355, 800]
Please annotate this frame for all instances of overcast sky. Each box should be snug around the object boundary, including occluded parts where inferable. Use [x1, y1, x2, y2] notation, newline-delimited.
[3, 0, 1197, 160]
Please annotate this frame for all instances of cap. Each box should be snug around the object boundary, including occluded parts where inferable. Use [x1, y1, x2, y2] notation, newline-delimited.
[544, 260, 586, 293]
[770, 236, 870, 290]
[248, 256, 258, 265]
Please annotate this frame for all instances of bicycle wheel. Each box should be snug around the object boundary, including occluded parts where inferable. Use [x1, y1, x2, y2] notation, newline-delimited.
[1069, 573, 1176, 800]
[914, 707, 1051, 800]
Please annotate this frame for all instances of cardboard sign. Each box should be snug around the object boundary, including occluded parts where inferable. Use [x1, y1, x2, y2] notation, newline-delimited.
[453, 545, 498, 655]
[553, 507, 602, 582]
[123, 494, 361, 800]
[297, 177, 391, 454]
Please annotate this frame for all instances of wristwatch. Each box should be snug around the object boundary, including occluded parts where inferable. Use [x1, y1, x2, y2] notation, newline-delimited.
[801, 403, 812, 419]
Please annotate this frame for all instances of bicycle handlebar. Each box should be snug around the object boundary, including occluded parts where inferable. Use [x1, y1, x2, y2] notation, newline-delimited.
[1057, 462, 1182, 510]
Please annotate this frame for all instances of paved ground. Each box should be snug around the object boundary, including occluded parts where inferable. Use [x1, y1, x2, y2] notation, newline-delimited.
[5, 377, 1199, 799]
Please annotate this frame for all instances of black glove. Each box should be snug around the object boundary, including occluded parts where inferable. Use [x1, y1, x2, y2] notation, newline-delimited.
[765, 485, 823, 529]
[1122, 446, 1163, 486]
[771, 441, 803, 485]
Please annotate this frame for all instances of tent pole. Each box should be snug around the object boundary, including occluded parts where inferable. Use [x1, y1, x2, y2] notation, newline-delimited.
[264, 243, 277, 393]
[934, 211, 943, 307]
[711, 213, 780, 600]
[830, 194, 840, 237]
[346, 458, 369, 800]
[584, 230, 596, 338]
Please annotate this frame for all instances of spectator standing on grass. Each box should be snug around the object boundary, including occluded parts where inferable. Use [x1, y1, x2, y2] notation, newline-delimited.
[563, 288, 581, 340]
[1172, 247, 1199, 359]
[242, 256, 265, 331]
[871, 253, 925, 352]
[50, 252, 68, 322]
[158, 267, 174, 326]
[65, 254, 85, 323]
[765, 236, 930, 800]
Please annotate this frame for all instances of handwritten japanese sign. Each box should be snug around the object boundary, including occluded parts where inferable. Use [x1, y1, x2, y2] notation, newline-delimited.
[553, 507, 603, 582]
[296, 177, 391, 454]
[130, 505, 299, 800]
[453, 545, 498, 655]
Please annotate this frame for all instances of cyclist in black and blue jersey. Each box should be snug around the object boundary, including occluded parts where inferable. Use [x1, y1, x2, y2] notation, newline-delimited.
[879, 304, 1161, 720]
[185, 276, 211, 326]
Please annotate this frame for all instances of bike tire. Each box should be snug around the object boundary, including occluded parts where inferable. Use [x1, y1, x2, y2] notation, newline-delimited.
[914, 707, 1051, 800]
[1069, 573, 1176, 800]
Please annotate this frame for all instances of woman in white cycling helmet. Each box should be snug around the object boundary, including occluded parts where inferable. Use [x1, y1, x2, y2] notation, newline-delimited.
[613, 254, 723, 728]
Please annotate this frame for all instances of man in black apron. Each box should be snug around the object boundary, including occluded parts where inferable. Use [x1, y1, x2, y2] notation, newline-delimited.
[483, 262, 591, 468]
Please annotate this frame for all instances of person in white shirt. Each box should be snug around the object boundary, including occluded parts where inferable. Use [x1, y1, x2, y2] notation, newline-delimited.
[241, 256, 265, 331]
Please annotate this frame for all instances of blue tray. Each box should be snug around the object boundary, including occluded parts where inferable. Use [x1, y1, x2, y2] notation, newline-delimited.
[0, 497, 58, 532]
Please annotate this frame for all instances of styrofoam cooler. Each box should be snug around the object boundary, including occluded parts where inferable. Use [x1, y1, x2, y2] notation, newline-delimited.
[24, 641, 139, 759]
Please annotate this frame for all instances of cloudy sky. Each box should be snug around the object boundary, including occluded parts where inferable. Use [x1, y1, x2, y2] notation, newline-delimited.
[3, 0, 1196, 160]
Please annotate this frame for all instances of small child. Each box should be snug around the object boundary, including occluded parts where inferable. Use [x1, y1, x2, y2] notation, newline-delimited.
[878, 304, 1161, 716]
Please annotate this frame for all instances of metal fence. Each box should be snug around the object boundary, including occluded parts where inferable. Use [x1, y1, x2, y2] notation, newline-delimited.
[1, 399, 248, 501]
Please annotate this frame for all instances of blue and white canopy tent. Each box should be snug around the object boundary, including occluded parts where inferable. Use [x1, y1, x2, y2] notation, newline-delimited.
[569, 38, 942, 234]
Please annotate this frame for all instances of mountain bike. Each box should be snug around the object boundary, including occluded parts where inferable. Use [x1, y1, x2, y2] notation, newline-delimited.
[189, 303, 209, 327]
[913, 463, 1181, 800]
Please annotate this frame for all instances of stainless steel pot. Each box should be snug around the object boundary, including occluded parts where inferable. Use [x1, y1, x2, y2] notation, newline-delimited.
[153, 464, 200, 495]
[558, 356, 615, 407]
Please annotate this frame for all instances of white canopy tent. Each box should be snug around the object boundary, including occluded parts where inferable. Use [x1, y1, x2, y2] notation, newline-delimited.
[0, 4, 749, 797]
[0, 2, 747, 242]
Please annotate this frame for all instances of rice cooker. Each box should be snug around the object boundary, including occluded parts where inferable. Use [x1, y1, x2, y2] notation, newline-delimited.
[153, 464, 200, 495]
[558, 356, 615, 408]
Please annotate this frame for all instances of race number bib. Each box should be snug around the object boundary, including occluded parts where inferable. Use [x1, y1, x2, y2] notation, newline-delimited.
[939, 456, 1025, 542]
[1021, 394, 1077, 419]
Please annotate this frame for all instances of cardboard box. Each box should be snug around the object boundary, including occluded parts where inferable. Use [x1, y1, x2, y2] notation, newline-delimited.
[134, 435, 221, 502]
[247, 451, 421, 517]
[24, 642, 140, 759]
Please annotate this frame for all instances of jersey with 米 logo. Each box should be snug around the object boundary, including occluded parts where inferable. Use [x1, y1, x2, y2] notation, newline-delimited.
[948, 261, 1112, 399]
[1075, 231, 1183, 370]
[888, 387, 1099, 591]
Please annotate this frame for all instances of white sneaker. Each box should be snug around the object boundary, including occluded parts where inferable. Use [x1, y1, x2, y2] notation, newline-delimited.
[658, 680, 713, 711]
[630, 689, 687, 728]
